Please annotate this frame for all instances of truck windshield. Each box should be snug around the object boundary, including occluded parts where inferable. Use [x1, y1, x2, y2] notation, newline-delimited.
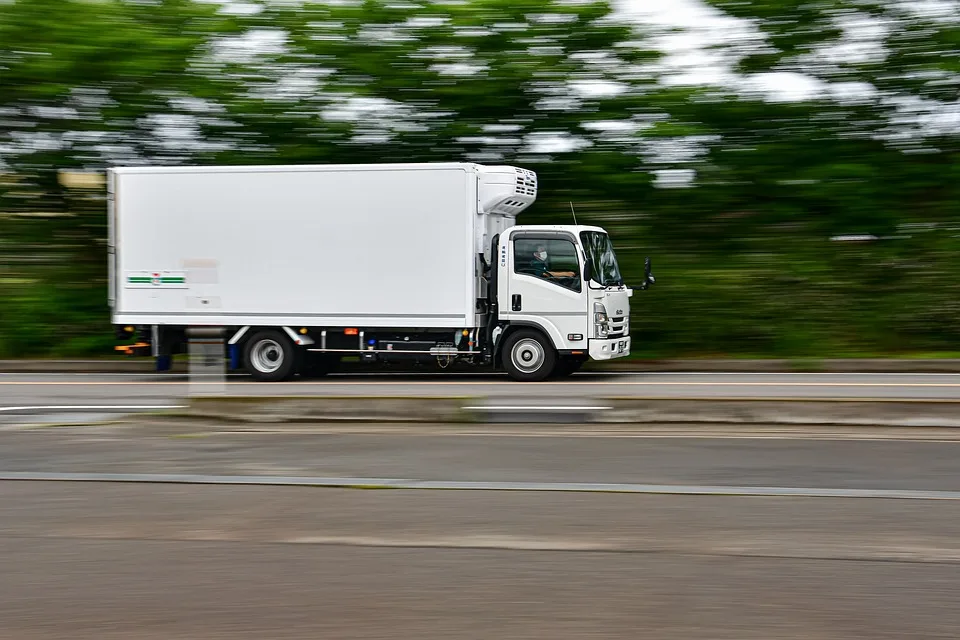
[580, 231, 623, 287]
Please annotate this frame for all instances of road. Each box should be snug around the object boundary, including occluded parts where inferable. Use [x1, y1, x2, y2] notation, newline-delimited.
[3, 483, 960, 639]
[2, 423, 960, 638]
[3, 422, 960, 490]
[2, 372, 960, 418]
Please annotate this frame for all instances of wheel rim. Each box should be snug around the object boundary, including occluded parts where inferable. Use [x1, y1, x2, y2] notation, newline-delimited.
[511, 338, 545, 374]
[250, 339, 284, 374]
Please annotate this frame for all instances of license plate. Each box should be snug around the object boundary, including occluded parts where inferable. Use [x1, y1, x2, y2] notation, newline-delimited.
[617, 340, 627, 353]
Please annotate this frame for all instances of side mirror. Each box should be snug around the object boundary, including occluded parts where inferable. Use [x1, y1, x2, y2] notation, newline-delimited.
[641, 257, 655, 290]
[583, 261, 593, 283]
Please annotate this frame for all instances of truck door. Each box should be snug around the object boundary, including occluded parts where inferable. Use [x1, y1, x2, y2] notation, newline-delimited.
[503, 232, 588, 351]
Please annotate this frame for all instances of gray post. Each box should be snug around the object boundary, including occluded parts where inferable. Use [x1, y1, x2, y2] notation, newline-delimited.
[186, 327, 227, 397]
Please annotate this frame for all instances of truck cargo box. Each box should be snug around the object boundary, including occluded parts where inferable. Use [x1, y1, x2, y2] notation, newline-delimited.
[108, 163, 534, 329]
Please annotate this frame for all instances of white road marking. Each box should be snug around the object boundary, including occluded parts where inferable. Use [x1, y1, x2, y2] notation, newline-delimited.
[0, 405, 185, 414]
[2, 472, 959, 500]
[463, 406, 613, 411]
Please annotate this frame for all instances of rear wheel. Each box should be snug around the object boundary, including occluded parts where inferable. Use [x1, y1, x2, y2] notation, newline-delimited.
[244, 330, 298, 382]
[502, 329, 556, 382]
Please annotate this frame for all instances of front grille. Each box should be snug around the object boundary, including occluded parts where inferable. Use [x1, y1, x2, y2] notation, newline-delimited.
[608, 315, 628, 340]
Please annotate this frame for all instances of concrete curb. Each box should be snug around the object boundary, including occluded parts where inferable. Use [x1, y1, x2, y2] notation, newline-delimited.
[184, 395, 475, 424]
[5, 358, 960, 374]
[599, 398, 960, 429]
[164, 395, 960, 428]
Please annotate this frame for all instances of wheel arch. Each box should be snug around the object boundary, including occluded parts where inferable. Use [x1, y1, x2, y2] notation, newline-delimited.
[227, 325, 313, 367]
[493, 321, 558, 369]
[240, 327, 302, 381]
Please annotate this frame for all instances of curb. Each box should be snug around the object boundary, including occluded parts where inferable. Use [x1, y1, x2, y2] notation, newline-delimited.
[185, 395, 475, 424]
[162, 395, 960, 429]
[598, 398, 960, 429]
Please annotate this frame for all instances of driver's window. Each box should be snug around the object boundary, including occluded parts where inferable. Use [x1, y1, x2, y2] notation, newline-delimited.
[514, 238, 581, 292]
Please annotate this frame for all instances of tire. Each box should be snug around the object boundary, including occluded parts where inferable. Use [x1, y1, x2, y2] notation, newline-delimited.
[300, 353, 341, 378]
[502, 329, 557, 382]
[244, 330, 299, 382]
[552, 358, 585, 378]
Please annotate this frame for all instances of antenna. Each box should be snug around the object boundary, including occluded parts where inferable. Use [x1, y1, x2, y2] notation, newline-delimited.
[569, 201, 578, 226]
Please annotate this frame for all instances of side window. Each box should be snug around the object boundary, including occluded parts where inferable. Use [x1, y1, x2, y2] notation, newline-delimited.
[513, 238, 581, 292]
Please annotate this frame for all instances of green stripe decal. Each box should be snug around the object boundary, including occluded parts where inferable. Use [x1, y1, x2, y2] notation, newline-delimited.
[127, 276, 186, 284]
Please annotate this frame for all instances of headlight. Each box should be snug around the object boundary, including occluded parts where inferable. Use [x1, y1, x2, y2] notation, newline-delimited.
[594, 302, 609, 338]
[593, 302, 608, 323]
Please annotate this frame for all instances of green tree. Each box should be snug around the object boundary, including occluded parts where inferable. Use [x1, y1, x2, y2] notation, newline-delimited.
[0, 0, 237, 356]
[206, 0, 661, 178]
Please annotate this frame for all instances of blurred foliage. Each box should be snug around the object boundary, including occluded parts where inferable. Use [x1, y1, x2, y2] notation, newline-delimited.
[1, 0, 959, 358]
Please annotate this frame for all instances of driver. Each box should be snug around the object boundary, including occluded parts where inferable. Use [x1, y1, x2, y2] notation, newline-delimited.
[530, 244, 575, 279]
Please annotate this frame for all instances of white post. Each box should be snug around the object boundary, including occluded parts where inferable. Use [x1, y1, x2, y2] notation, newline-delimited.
[187, 327, 227, 397]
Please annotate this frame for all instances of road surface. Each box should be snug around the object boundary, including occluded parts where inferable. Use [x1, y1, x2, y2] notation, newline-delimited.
[3, 421, 960, 490]
[3, 484, 959, 639]
[3, 423, 960, 638]
[2, 372, 960, 419]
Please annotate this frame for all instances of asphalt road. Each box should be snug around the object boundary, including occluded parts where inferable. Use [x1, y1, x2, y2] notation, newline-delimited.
[2, 372, 960, 416]
[3, 425, 960, 637]
[3, 482, 960, 639]
[2, 422, 960, 490]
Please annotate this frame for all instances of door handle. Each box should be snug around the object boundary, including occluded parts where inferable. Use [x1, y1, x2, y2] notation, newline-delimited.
[512, 294, 522, 311]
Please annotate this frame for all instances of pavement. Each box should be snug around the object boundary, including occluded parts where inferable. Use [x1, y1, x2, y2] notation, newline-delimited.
[3, 422, 960, 490]
[4, 486, 960, 639]
[2, 371, 960, 406]
[2, 370, 960, 427]
[2, 423, 960, 638]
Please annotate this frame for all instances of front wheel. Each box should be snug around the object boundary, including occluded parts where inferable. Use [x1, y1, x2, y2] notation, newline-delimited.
[244, 330, 299, 382]
[502, 330, 557, 382]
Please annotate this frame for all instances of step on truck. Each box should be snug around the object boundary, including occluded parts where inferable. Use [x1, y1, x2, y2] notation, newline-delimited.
[108, 162, 654, 381]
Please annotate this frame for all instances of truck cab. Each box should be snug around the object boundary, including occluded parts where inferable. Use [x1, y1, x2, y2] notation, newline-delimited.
[491, 223, 650, 381]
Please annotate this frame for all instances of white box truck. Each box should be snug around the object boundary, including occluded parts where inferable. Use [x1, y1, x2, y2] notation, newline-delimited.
[108, 162, 653, 381]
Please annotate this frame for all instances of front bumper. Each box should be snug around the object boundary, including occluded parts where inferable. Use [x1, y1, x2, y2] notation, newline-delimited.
[588, 336, 631, 361]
